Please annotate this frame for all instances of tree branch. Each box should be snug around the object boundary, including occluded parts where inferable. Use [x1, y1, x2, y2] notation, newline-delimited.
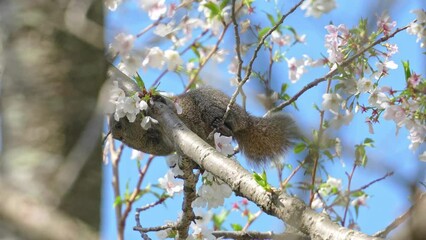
[147, 100, 382, 240]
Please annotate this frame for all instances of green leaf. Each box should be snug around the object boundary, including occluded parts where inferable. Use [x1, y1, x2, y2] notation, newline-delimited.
[282, 25, 297, 38]
[354, 205, 360, 218]
[258, 27, 271, 40]
[355, 144, 367, 167]
[134, 72, 146, 90]
[219, 0, 230, 10]
[252, 170, 272, 191]
[191, 46, 201, 59]
[294, 142, 306, 154]
[323, 150, 334, 161]
[204, 1, 221, 18]
[281, 83, 288, 93]
[363, 138, 375, 147]
[113, 196, 123, 207]
[213, 210, 229, 230]
[266, 13, 276, 26]
[402, 60, 411, 81]
[231, 223, 243, 231]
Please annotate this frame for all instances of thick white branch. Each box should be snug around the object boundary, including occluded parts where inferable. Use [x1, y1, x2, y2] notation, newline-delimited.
[151, 102, 382, 240]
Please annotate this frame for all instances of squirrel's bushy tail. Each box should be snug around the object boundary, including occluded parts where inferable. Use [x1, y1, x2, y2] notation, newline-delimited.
[234, 114, 300, 165]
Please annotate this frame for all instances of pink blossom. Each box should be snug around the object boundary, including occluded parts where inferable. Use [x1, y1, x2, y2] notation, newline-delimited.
[377, 12, 396, 36]
[408, 73, 422, 87]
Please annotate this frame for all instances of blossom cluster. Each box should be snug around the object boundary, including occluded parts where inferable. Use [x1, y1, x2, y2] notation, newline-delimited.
[107, 81, 159, 130]
[407, 9, 426, 48]
[318, 13, 426, 160]
[192, 172, 233, 209]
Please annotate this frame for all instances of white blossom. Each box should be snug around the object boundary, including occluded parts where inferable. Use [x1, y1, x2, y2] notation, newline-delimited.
[192, 172, 232, 209]
[330, 109, 353, 129]
[351, 195, 368, 207]
[114, 94, 141, 122]
[118, 53, 142, 76]
[214, 133, 234, 156]
[166, 154, 184, 176]
[164, 49, 183, 70]
[158, 170, 184, 196]
[286, 57, 307, 83]
[140, 0, 167, 20]
[271, 31, 291, 46]
[322, 93, 343, 114]
[311, 194, 324, 209]
[374, 60, 398, 79]
[383, 105, 406, 127]
[130, 150, 144, 160]
[356, 77, 374, 94]
[318, 176, 342, 197]
[109, 33, 135, 56]
[368, 88, 389, 109]
[142, 47, 165, 69]
[301, 0, 336, 18]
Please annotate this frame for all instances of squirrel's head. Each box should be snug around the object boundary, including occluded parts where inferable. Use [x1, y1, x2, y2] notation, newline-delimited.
[109, 115, 174, 156]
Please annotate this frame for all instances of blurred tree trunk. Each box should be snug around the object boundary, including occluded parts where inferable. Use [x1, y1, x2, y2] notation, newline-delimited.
[0, 0, 104, 239]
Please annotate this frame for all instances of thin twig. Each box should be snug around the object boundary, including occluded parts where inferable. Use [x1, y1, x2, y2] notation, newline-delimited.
[223, 0, 305, 122]
[184, 24, 231, 91]
[351, 171, 394, 193]
[282, 160, 306, 188]
[242, 210, 262, 231]
[231, 0, 243, 83]
[342, 164, 357, 226]
[373, 193, 426, 238]
[109, 133, 125, 240]
[120, 155, 156, 229]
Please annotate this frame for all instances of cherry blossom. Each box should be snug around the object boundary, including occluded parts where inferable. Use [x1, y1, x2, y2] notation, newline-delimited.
[192, 172, 232, 209]
[214, 133, 234, 156]
[286, 57, 307, 83]
[158, 170, 184, 196]
[351, 195, 368, 207]
[407, 9, 426, 47]
[109, 33, 135, 56]
[142, 47, 165, 70]
[164, 49, 183, 70]
[383, 105, 406, 127]
[377, 12, 396, 36]
[356, 77, 374, 94]
[301, 0, 336, 18]
[408, 73, 421, 87]
[373, 60, 398, 79]
[140, 0, 167, 20]
[271, 31, 291, 46]
[322, 93, 343, 114]
[368, 88, 389, 109]
[330, 109, 354, 129]
[324, 24, 349, 64]
[318, 176, 342, 197]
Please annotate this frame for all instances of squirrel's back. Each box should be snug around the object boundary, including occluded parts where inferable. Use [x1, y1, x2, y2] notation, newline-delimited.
[179, 87, 299, 165]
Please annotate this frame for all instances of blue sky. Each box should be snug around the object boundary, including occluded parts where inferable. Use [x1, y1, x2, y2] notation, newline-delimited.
[102, 0, 426, 239]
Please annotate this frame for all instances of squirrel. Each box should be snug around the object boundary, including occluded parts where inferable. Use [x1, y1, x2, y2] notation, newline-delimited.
[110, 87, 300, 165]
